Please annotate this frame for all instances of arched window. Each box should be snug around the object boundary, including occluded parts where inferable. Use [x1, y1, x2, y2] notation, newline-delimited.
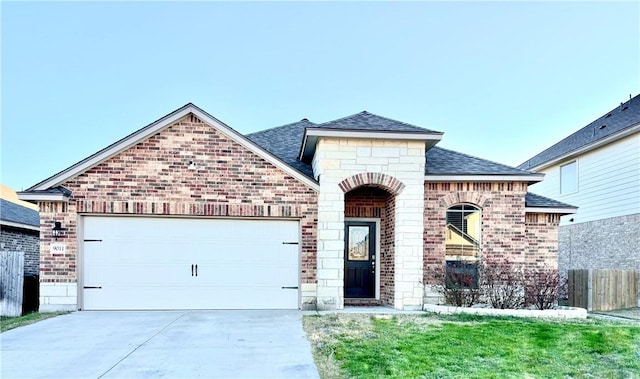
[445, 204, 481, 288]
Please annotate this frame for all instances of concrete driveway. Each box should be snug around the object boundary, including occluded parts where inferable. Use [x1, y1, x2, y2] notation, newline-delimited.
[1, 310, 319, 378]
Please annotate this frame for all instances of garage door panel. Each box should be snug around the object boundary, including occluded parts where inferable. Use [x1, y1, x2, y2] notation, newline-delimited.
[82, 217, 300, 310]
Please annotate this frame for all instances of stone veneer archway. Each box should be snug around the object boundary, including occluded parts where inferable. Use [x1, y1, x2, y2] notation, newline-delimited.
[313, 137, 427, 310]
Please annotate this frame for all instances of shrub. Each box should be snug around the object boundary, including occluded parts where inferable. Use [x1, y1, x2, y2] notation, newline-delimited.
[427, 263, 482, 307]
[482, 260, 525, 309]
[524, 268, 560, 310]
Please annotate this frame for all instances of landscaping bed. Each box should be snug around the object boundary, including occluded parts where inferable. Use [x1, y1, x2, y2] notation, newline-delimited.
[303, 313, 640, 378]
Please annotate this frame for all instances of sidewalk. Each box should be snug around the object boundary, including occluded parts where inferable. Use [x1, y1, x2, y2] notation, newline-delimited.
[589, 307, 640, 322]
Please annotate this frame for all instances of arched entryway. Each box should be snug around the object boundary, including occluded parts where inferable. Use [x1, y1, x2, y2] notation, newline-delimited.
[343, 186, 396, 306]
[340, 173, 403, 307]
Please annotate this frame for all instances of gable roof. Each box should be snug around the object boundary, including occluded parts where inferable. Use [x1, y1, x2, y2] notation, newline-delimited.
[0, 199, 40, 230]
[22, 103, 320, 197]
[525, 192, 577, 214]
[21, 105, 547, 201]
[519, 94, 640, 171]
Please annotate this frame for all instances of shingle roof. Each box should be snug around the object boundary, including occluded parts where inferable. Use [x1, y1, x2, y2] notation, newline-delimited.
[246, 119, 316, 179]
[0, 199, 40, 228]
[519, 94, 640, 170]
[425, 146, 536, 175]
[525, 192, 577, 209]
[248, 118, 537, 179]
[313, 111, 441, 133]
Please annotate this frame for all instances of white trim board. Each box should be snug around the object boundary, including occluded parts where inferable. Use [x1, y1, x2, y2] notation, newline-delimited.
[424, 174, 544, 183]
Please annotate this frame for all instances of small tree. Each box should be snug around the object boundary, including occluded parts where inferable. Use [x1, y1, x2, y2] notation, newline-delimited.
[524, 268, 560, 310]
[482, 259, 525, 309]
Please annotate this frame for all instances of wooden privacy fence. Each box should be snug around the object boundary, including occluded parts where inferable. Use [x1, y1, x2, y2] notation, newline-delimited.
[1, 251, 25, 317]
[569, 269, 638, 311]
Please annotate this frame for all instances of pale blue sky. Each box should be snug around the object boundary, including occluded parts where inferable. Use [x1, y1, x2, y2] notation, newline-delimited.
[2, 1, 639, 191]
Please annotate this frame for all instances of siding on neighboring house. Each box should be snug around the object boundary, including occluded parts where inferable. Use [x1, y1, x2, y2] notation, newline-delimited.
[0, 226, 40, 276]
[528, 133, 640, 226]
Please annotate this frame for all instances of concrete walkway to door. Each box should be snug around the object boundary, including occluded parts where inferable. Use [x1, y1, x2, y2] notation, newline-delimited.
[1, 310, 320, 379]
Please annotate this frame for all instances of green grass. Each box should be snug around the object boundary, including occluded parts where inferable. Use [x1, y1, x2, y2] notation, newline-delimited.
[1, 312, 68, 332]
[303, 314, 640, 379]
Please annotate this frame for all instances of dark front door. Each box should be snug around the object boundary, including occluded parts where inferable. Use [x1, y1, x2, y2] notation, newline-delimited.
[344, 221, 376, 298]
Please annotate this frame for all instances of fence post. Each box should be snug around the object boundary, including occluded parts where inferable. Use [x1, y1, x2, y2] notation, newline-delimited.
[1, 251, 25, 317]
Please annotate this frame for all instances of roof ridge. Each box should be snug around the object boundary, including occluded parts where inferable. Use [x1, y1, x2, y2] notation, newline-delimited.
[315, 110, 438, 132]
[432, 146, 533, 174]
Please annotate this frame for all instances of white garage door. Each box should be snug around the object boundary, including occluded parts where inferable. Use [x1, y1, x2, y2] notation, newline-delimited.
[82, 217, 300, 310]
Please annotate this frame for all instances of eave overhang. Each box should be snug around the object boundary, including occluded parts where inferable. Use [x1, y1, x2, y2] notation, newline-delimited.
[17, 191, 70, 203]
[525, 206, 578, 215]
[299, 128, 443, 162]
[424, 174, 544, 184]
[0, 219, 40, 232]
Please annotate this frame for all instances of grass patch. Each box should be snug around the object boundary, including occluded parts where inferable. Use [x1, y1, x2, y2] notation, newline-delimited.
[1, 312, 69, 332]
[303, 313, 640, 379]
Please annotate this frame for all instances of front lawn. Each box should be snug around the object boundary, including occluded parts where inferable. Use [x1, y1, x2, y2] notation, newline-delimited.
[1, 312, 68, 332]
[303, 313, 640, 379]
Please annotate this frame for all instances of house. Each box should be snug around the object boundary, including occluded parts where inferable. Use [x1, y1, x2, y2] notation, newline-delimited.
[1, 186, 41, 313]
[519, 94, 640, 302]
[18, 104, 575, 311]
[1, 188, 40, 277]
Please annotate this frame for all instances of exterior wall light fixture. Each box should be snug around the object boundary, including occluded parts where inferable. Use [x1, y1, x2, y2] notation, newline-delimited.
[52, 221, 66, 240]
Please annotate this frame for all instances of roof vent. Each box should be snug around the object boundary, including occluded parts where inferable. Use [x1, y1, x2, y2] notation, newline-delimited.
[599, 124, 607, 130]
[605, 113, 612, 118]
[301, 118, 309, 122]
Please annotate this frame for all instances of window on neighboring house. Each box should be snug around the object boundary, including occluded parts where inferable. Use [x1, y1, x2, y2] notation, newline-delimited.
[445, 204, 481, 289]
[560, 161, 578, 194]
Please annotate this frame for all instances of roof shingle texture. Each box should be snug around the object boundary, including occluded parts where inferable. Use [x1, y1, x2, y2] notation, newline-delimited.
[525, 192, 576, 209]
[425, 146, 534, 175]
[0, 199, 40, 227]
[519, 94, 640, 170]
[248, 114, 536, 179]
[246, 120, 316, 179]
[313, 111, 441, 133]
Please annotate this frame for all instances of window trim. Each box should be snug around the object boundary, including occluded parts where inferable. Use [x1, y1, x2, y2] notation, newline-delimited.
[559, 160, 578, 195]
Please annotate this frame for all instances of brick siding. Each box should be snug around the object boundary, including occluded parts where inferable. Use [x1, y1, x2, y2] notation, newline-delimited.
[37, 114, 318, 287]
[0, 226, 40, 276]
[558, 213, 640, 300]
[423, 182, 559, 283]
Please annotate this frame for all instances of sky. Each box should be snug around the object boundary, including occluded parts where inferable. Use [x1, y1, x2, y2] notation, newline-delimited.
[1, 1, 639, 191]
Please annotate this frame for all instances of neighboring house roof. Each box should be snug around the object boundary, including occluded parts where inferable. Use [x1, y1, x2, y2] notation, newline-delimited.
[519, 94, 640, 171]
[525, 192, 577, 214]
[425, 146, 544, 183]
[0, 199, 40, 231]
[0, 185, 38, 210]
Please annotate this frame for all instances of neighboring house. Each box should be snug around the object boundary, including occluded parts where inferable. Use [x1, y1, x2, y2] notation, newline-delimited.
[1, 193, 40, 277]
[18, 104, 575, 311]
[519, 94, 640, 302]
